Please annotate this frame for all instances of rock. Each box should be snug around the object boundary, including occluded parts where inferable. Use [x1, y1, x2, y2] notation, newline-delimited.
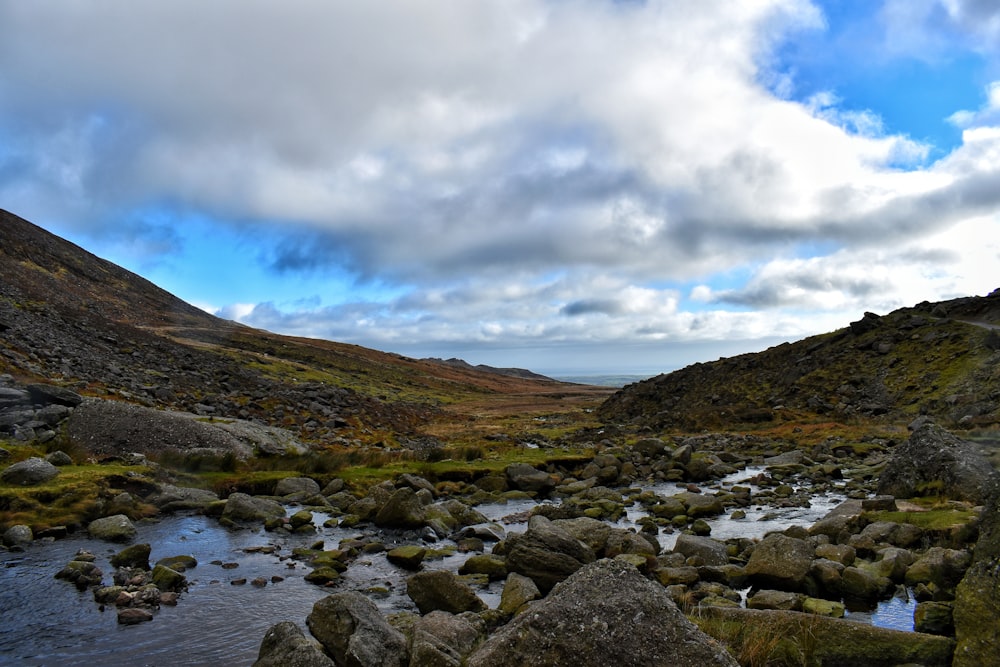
[55, 559, 104, 590]
[275, 476, 321, 497]
[151, 564, 187, 592]
[374, 487, 427, 529]
[26, 383, 83, 407]
[915, 601, 954, 636]
[253, 621, 335, 667]
[953, 484, 1000, 666]
[458, 554, 507, 580]
[117, 608, 154, 625]
[386, 545, 427, 570]
[44, 450, 73, 466]
[840, 566, 891, 602]
[466, 559, 739, 667]
[674, 534, 729, 566]
[906, 546, 973, 591]
[406, 570, 486, 614]
[456, 523, 506, 542]
[409, 610, 485, 667]
[552, 516, 612, 554]
[304, 567, 341, 586]
[2, 524, 33, 549]
[1, 457, 59, 485]
[814, 543, 856, 566]
[398, 473, 436, 495]
[149, 484, 220, 512]
[504, 515, 596, 593]
[87, 514, 137, 542]
[744, 533, 814, 592]
[504, 463, 554, 495]
[221, 492, 285, 524]
[677, 492, 725, 518]
[498, 572, 541, 615]
[877, 423, 999, 503]
[747, 589, 804, 611]
[156, 555, 198, 571]
[802, 597, 845, 617]
[321, 478, 346, 496]
[110, 543, 151, 569]
[306, 592, 408, 667]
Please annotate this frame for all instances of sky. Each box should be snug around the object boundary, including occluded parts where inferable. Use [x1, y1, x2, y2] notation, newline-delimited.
[1, 1, 998, 377]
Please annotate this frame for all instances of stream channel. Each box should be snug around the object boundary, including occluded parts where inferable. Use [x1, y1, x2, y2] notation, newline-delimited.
[0, 467, 914, 666]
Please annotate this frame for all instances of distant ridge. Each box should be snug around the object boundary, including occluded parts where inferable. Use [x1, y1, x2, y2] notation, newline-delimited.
[422, 357, 556, 382]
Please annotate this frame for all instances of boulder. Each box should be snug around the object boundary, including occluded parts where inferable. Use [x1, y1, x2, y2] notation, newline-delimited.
[110, 543, 152, 569]
[504, 515, 596, 593]
[87, 514, 137, 542]
[374, 487, 427, 529]
[156, 555, 198, 571]
[915, 601, 954, 636]
[813, 543, 855, 566]
[275, 476, 321, 497]
[458, 554, 507, 580]
[409, 610, 485, 667]
[148, 484, 220, 512]
[306, 592, 408, 667]
[26, 383, 83, 407]
[877, 423, 998, 504]
[466, 559, 739, 667]
[1, 457, 59, 485]
[117, 608, 154, 625]
[406, 570, 486, 614]
[498, 572, 541, 615]
[840, 566, 892, 602]
[151, 564, 187, 592]
[674, 534, 729, 566]
[44, 450, 73, 466]
[253, 621, 336, 667]
[953, 485, 1000, 666]
[905, 547, 972, 589]
[221, 492, 285, 524]
[2, 524, 33, 550]
[747, 589, 804, 611]
[386, 545, 427, 570]
[744, 534, 813, 591]
[504, 463, 554, 495]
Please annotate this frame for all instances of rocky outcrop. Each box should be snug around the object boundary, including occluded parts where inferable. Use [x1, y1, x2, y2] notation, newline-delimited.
[503, 515, 596, 593]
[306, 592, 408, 667]
[878, 423, 999, 503]
[466, 559, 739, 667]
[253, 621, 336, 667]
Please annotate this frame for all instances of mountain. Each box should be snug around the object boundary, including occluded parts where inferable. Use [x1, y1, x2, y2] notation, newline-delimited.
[0, 209, 607, 447]
[598, 294, 1000, 432]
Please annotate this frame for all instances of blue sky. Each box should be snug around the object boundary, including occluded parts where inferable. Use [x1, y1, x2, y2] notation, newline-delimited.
[1, 1, 998, 376]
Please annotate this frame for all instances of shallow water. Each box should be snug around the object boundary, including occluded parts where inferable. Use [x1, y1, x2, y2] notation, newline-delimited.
[0, 472, 910, 665]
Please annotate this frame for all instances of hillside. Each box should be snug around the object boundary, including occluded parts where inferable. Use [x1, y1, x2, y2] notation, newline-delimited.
[598, 295, 1000, 432]
[0, 209, 609, 449]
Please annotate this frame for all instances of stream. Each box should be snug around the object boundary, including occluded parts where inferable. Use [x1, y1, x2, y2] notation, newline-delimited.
[0, 468, 912, 666]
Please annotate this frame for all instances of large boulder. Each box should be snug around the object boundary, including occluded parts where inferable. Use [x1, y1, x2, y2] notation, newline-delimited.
[254, 621, 336, 667]
[87, 514, 137, 542]
[221, 492, 285, 524]
[406, 570, 486, 615]
[1, 457, 59, 485]
[877, 423, 998, 503]
[374, 487, 427, 529]
[905, 547, 972, 589]
[409, 610, 485, 667]
[674, 534, 729, 566]
[306, 592, 408, 667]
[2, 524, 33, 550]
[466, 559, 739, 667]
[744, 533, 814, 592]
[148, 484, 220, 512]
[504, 463, 555, 495]
[504, 515, 596, 593]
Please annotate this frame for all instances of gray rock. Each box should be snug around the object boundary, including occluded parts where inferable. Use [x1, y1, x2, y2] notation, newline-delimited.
[744, 533, 813, 591]
[275, 476, 321, 497]
[878, 423, 999, 504]
[674, 534, 729, 566]
[498, 572, 541, 615]
[504, 515, 596, 593]
[466, 559, 739, 667]
[306, 592, 408, 667]
[2, 524, 33, 549]
[110, 543, 151, 569]
[254, 621, 335, 667]
[905, 547, 972, 589]
[44, 450, 73, 466]
[406, 570, 486, 614]
[504, 463, 554, 495]
[87, 514, 137, 542]
[409, 610, 485, 667]
[1, 457, 59, 485]
[374, 487, 427, 529]
[117, 608, 153, 625]
[149, 484, 220, 512]
[151, 564, 187, 592]
[915, 601, 954, 636]
[221, 492, 285, 524]
[746, 589, 804, 611]
[26, 383, 83, 407]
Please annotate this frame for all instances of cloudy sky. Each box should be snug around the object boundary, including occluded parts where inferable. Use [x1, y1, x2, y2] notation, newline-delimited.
[1, 1, 998, 377]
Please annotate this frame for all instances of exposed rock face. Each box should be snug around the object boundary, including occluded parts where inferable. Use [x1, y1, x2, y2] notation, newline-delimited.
[466, 559, 739, 667]
[406, 570, 486, 615]
[306, 592, 408, 667]
[87, 514, 137, 542]
[744, 533, 814, 591]
[253, 621, 336, 667]
[1, 457, 59, 485]
[877, 423, 998, 503]
[504, 515, 596, 593]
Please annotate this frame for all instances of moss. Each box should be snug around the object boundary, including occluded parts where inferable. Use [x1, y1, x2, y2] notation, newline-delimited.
[863, 507, 979, 531]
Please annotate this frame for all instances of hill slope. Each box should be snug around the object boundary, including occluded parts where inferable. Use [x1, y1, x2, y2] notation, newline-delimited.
[0, 209, 606, 447]
[598, 295, 1000, 431]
